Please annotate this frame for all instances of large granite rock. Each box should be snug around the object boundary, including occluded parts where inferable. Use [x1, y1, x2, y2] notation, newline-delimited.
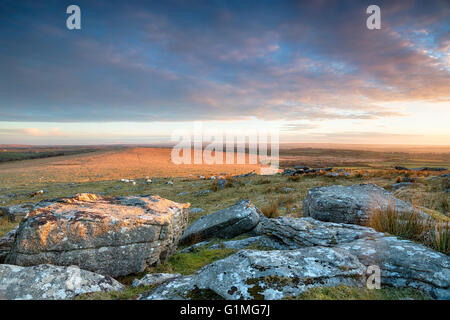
[0, 264, 124, 300]
[5, 193, 190, 277]
[302, 183, 426, 225]
[139, 247, 366, 300]
[257, 216, 450, 300]
[174, 215, 450, 300]
[338, 236, 450, 300]
[179, 200, 262, 245]
[0, 227, 17, 263]
[255, 216, 382, 248]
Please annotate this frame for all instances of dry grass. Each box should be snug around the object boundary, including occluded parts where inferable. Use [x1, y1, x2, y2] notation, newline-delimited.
[0, 216, 19, 238]
[368, 206, 428, 242]
[261, 201, 279, 218]
[0, 147, 264, 190]
[368, 204, 450, 254]
[428, 222, 450, 255]
[291, 285, 430, 300]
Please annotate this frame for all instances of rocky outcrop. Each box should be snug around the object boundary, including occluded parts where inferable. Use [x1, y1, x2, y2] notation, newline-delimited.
[0, 227, 17, 263]
[392, 182, 414, 190]
[180, 235, 288, 253]
[139, 247, 366, 300]
[132, 273, 182, 288]
[5, 193, 190, 277]
[1, 203, 36, 222]
[179, 200, 262, 245]
[338, 236, 450, 300]
[395, 166, 410, 171]
[0, 264, 124, 300]
[173, 215, 450, 300]
[412, 167, 447, 172]
[302, 183, 426, 225]
[255, 216, 382, 248]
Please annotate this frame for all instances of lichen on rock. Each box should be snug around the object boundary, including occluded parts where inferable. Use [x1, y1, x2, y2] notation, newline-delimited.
[5, 193, 190, 277]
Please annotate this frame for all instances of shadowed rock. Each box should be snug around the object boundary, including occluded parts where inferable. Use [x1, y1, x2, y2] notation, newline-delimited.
[255, 216, 382, 248]
[0, 264, 124, 300]
[0, 226, 17, 263]
[392, 182, 415, 190]
[5, 193, 190, 277]
[179, 199, 262, 245]
[132, 273, 182, 288]
[256, 216, 450, 300]
[175, 214, 450, 300]
[302, 183, 427, 225]
[179, 235, 288, 253]
[337, 236, 450, 300]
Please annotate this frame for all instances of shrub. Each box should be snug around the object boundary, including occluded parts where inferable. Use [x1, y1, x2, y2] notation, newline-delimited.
[261, 201, 279, 218]
[276, 194, 295, 206]
[368, 205, 427, 242]
[287, 175, 301, 182]
[354, 172, 363, 179]
[290, 285, 430, 300]
[255, 178, 271, 185]
[440, 197, 449, 215]
[428, 222, 450, 255]
[368, 203, 450, 255]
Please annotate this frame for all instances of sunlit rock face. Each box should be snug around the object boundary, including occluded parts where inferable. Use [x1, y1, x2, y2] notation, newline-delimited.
[6, 193, 190, 277]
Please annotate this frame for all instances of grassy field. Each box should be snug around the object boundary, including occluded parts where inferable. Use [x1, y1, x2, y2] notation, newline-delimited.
[0, 145, 448, 300]
[279, 147, 450, 169]
[0, 146, 448, 228]
[0, 146, 104, 162]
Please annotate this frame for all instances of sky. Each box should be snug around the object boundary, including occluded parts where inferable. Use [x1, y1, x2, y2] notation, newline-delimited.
[0, 0, 449, 145]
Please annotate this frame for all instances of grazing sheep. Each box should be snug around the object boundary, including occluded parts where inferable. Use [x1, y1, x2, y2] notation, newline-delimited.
[29, 190, 44, 198]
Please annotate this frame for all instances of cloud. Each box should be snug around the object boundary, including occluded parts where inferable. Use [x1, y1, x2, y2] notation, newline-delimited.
[0, 127, 65, 137]
[0, 0, 448, 125]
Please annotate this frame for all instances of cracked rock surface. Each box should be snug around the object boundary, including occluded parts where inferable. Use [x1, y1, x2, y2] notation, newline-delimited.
[0, 264, 124, 300]
[140, 247, 366, 300]
[179, 199, 261, 245]
[5, 193, 190, 277]
[302, 183, 427, 225]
